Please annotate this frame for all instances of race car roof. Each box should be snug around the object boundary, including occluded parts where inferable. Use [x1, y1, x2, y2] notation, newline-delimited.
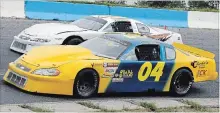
[103, 33, 170, 46]
[91, 15, 140, 23]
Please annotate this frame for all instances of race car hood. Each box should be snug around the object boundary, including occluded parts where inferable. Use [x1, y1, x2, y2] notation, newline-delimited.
[23, 23, 88, 36]
[20, 45, 103, 67]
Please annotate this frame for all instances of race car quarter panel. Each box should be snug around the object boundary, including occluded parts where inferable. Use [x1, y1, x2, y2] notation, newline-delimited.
[174, 43, 218, 82]
[163, 44, 218, 91]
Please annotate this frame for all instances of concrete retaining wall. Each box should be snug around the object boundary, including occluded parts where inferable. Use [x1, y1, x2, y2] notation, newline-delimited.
[188, 11, 219, 29]
[25, 1, 109, 20]
[0, 0, 25, 18]
[109, 6, 188, 27]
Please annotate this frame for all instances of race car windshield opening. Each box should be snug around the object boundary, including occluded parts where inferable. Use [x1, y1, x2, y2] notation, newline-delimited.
[80, 37, 130, 59]
[71, 17, 107, 31]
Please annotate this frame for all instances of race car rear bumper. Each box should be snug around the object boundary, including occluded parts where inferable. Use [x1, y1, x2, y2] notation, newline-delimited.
[195, 71, 218, 82]
[3, 63, 74, 95]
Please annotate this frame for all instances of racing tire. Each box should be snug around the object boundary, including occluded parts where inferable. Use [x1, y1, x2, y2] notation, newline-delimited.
[170, 69, 193, 96]
[73, 69, 99, 98]
[65, 38, 83, 45]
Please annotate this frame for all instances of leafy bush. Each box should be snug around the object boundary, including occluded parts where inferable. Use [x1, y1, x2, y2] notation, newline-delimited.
[135, 0, 218, 11]
[56, 0, 219, 12]
[189, 1, 219, 9]
[189, 1, 210, 8]
[136, 1, 185, 8]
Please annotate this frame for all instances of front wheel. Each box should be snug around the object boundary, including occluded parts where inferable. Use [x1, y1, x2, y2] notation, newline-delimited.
[170, 69, 193, 96]
[73, 69, 99, 98]
[65, 38, 83, 45]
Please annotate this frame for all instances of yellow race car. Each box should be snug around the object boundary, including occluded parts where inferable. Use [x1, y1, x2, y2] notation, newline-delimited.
[3, 33, 218, 97]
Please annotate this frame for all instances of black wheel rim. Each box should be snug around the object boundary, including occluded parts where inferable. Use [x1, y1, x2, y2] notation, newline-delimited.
[76, 72, 98, 97]
[174, 73, 192, 95]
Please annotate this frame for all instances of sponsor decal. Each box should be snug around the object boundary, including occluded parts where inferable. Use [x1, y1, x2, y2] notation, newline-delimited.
[102, 74, 113, 78]
[118, 70, 133, 78]
[103, 62, 107, 67]
[191, 61, 208, 68]
[104, 67, 117, 74]
[102, 62, 119, 78]
[110, 70, 133, 79]
[103, 62, 119, 67]
[197, 70, 208, 77]
[91, 63, 103, 67]
[112, 78, 124, 82]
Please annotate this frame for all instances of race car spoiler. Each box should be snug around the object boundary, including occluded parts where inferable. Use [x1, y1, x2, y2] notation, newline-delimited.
[173, 42, 215, 59]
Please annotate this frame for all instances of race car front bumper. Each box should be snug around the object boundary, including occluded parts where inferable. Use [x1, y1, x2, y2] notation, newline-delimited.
[10, 36, 58, 53]
[3, 63, 74, 95]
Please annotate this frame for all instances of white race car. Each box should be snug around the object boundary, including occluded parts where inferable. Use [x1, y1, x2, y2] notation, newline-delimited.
[10, 15, 183, 53]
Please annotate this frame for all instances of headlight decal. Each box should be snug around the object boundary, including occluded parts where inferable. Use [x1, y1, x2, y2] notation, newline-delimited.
[32, 68, 60, 76]
[30, 38, 51, 43]
[19, 35, 30, 40]
[16, 63, 31, 72]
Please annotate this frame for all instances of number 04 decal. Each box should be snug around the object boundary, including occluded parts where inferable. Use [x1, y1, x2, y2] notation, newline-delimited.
[138, 62, 165, 82]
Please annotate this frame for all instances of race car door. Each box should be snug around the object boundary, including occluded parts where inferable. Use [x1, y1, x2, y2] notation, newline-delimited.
[105, 44, 175, 93]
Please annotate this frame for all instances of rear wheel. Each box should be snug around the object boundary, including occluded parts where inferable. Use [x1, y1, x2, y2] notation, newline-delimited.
[74, 69, 99, 98]
[170, 69, 193, 96]
[65, 38, 83, 45]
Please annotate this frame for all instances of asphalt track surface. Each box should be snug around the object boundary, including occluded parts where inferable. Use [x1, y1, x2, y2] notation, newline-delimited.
[0, 18, 219, 104]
